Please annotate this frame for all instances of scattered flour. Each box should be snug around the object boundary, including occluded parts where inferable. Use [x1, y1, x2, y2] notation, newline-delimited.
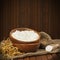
[11, 30, 39, 42]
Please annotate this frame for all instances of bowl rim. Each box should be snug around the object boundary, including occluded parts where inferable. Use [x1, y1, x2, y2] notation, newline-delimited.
[10, 28, 40, 43]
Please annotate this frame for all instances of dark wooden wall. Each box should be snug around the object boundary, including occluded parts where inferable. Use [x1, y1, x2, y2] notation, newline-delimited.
[0, 0, 60, 41]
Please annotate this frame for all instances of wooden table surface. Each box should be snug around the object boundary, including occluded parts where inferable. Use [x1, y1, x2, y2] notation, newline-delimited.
[14, 53, 60, 60]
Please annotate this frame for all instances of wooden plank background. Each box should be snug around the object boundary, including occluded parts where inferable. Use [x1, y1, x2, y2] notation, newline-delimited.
[0, 0, 60, 41]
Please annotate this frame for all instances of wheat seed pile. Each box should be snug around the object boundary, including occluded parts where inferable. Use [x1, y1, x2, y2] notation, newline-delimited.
[0, 38, 23, 57]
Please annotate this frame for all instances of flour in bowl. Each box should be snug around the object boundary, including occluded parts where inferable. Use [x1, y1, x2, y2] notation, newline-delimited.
[11, 30, 39, 42]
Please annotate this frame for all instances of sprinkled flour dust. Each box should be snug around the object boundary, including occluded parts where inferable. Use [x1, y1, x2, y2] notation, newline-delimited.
[11, 30, 39, 42]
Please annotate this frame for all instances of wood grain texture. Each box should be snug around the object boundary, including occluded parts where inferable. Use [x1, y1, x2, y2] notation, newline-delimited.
[52, 54, 60, 60]
[29, 56, 36, 60]
[36, 55, 42, 60]
[24, 57, 30, 60]
[0, 0, 60, 41]
[47, 54, 53, 60]
[41, 55, 48, 60]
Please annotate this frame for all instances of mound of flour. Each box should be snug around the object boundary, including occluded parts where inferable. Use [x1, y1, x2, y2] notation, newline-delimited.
[11, 30, 39, 42]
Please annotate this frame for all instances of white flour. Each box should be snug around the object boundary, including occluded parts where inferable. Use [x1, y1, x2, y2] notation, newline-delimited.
[11, 30, 39, 42]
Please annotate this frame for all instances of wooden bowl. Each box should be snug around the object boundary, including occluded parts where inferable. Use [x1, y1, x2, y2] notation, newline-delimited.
[9, 28, 40, 52]
[13, 42, 40, 52]
[9, 28, 40, 44]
